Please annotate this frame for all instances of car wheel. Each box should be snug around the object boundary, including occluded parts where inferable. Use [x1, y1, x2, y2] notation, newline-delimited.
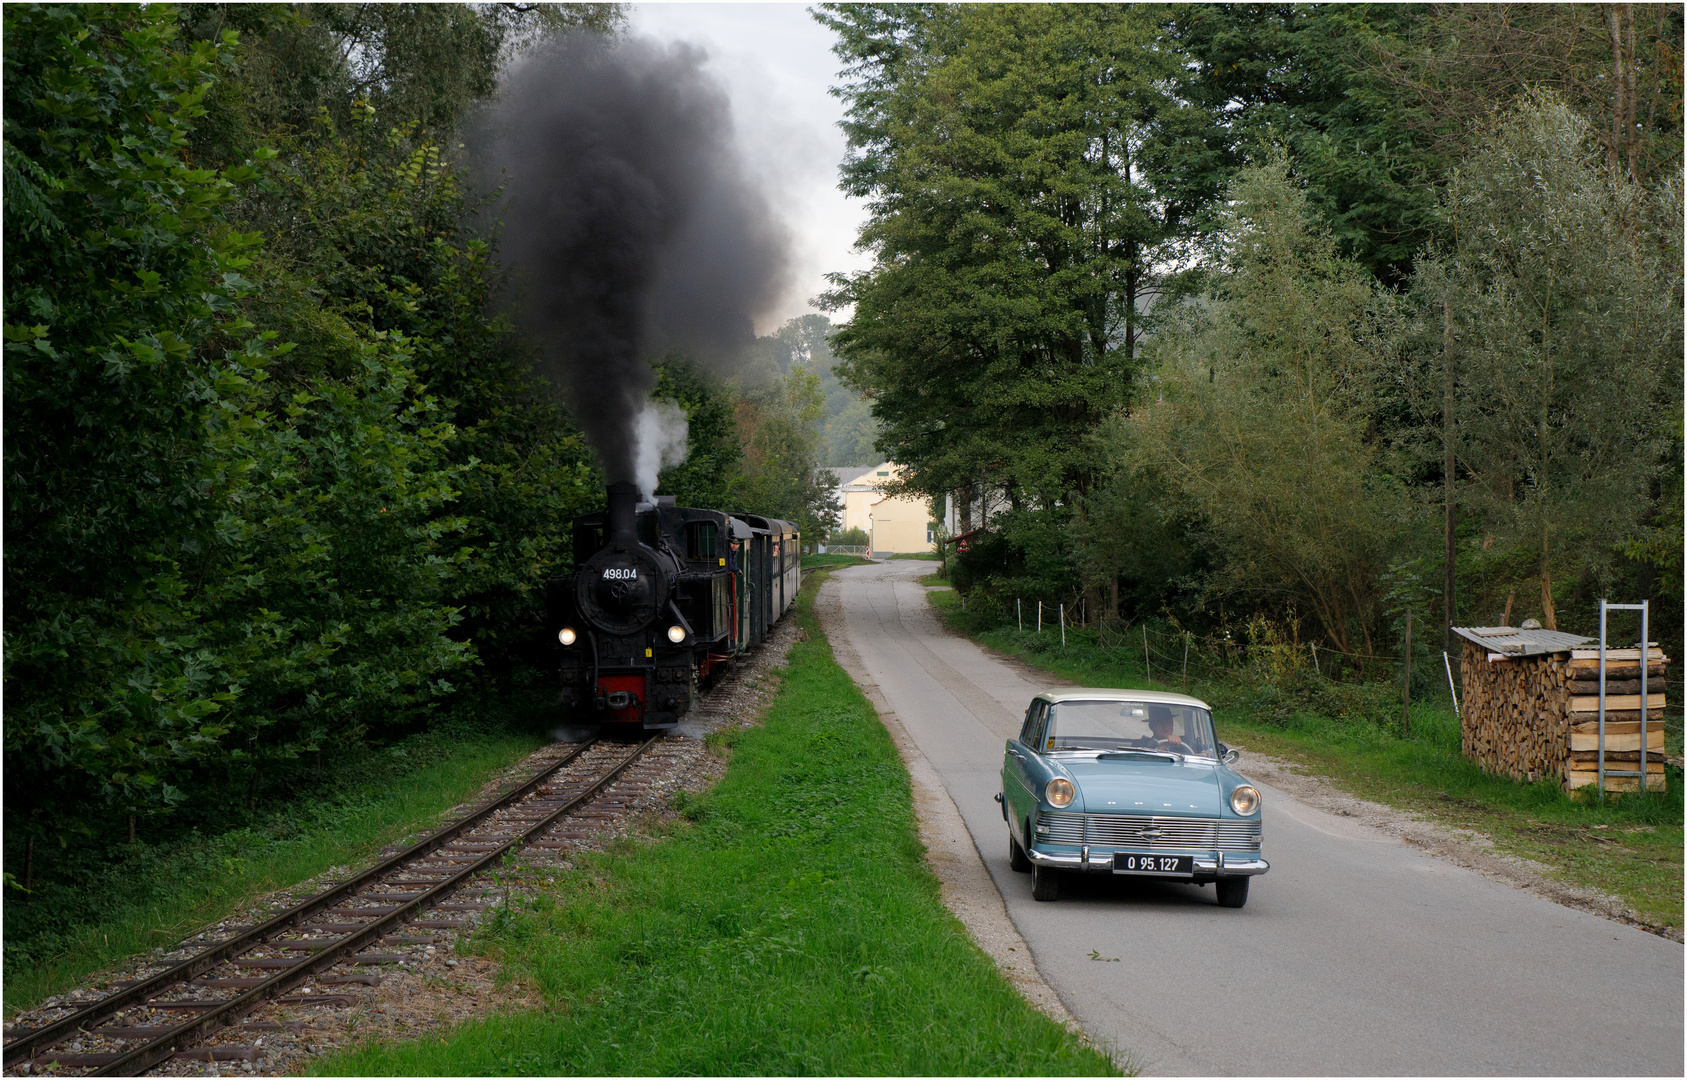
[1215, 877, 1249, 908]
[1031, 863, 1061, 901]
[1009, 833, 1031, 873]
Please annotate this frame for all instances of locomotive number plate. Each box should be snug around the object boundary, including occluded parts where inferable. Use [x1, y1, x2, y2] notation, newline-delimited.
[602, 568, 638, 580]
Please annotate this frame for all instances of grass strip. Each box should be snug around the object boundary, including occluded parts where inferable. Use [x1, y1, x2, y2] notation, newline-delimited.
[4, 728, 545, 1013]
[801, 552, 870, 569]
[925, 588, 1683, 932]
[317, 571, 1119, 1077]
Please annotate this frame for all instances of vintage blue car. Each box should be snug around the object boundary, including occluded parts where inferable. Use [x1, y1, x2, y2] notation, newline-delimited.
[997, 688, 1268, 906]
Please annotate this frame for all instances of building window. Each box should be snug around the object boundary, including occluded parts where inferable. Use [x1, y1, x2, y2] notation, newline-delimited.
[876, 471, 889, 476]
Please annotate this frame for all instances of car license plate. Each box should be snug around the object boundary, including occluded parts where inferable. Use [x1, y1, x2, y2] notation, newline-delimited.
[1113, 853, 1193, 876]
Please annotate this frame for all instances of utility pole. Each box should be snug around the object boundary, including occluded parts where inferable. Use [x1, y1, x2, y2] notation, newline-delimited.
[1442, 293, 1457, 654]
[1403, 610, 1413, 736]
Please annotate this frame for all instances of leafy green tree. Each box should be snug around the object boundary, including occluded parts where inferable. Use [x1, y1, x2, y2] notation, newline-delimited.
[766, 313, 879, 467]
[1119, 159, 1409, 660]
[652, 357, 744, 512]
[4, 4, 287, 825]
[1426, 93, 1682, 629]
[180, 3, 624, 149]
[729, 366, 841, 541]
[2, 5, 477, 835]
[1169, 4, 1442, 285]
[818, 4, 1211, 514]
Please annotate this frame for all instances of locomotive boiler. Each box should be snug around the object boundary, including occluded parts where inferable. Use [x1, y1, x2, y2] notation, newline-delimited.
[547, 481, 799, 730]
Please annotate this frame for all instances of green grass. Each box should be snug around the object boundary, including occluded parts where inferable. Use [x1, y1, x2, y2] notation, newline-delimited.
[886, 551, 941, 561]
[924, 587, 1683, 932]
[4, 727, 546, 1013]
[318, 571, 1120, 1077]
[802, 552, 870, 570]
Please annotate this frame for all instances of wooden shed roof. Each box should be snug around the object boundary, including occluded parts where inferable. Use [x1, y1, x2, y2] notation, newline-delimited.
[1452, 625, 1592, 658]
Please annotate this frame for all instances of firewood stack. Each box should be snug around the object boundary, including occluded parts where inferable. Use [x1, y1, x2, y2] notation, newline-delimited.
[1458, 630, 1668, 794]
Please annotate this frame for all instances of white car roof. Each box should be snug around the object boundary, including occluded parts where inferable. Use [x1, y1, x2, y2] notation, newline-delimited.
[1035, 687, 1214, 711]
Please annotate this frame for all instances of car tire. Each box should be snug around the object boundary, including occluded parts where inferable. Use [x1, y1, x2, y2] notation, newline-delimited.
[1031, 863, 1061, 901]
[1009, 833, 1031, 873]
[1215, 877, 1249, 908]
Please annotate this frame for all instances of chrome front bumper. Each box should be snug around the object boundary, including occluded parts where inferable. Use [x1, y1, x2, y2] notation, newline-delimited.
[1024, 844, 1269, 878]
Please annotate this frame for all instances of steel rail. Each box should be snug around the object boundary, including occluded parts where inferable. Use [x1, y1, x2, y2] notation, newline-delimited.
[4, 737, 603, 1070]
[85, 734, 660, 1077]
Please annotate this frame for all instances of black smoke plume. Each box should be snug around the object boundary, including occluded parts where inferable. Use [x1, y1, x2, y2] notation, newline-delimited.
[480, 32, 790, 495]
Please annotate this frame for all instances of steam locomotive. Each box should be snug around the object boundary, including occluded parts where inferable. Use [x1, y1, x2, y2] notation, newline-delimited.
[546, 481, 800, 730]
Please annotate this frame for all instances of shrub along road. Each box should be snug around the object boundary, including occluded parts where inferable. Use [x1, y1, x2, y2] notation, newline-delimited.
[825, 558, 1682, 1076]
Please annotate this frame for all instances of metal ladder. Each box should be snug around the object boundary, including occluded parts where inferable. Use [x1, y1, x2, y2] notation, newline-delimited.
[1597, 599, 1656, 798]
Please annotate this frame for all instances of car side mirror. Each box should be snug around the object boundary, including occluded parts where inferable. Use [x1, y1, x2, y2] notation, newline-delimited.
[1220, 743, 1238, 764]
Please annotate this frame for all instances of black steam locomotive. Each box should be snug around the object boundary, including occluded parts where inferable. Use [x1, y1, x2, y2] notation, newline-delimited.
[546, 481, 800, 730]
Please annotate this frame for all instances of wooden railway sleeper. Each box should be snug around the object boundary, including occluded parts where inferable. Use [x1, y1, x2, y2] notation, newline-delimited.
[4, 736, 618, 1073]
[62, 734, 660, 1077]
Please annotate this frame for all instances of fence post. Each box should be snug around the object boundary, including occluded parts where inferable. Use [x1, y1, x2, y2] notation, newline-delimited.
[1311, 642, 1320, 677]
[1037, 601, 1043, 633]
[1183, 633, 1190, 688]
[1143, 625, 1152, 684]
[1402, 610, 1412, 735]
[1060, 604, 1066, 646]
[1017, 598, 1022, 632]
[1443, 650, 1459, 717]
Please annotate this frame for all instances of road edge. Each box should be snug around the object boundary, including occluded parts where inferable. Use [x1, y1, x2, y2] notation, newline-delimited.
[813, 575, 1083, 1032]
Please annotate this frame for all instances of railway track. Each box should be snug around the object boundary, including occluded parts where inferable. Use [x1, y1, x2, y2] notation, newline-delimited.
[3, 734, 666, 1076]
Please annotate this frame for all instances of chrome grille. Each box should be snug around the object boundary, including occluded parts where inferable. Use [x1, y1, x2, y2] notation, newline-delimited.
[1038, 812, 1261, 852]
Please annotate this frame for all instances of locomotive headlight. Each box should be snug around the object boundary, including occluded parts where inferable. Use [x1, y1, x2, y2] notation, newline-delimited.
[558, 627, 577, 646]
[1230, 785, 1260, 815]
[666, 624, 686, 644]
[1045, 778, 1075, 808]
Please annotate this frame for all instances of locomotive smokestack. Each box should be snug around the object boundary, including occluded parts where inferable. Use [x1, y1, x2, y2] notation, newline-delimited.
[606, 480, 640, 548]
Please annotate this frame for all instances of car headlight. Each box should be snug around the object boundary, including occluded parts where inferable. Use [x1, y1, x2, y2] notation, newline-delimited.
[558, 627, 577, 646]
[1230, 785, 1260, 815]
[1045, 778, 1075, 807]
[667, 624, 686, 644]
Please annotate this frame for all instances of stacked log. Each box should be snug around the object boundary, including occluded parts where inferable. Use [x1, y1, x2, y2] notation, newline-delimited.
[1459, 642, 1669, 793]
[1564, 648, 1668, 793]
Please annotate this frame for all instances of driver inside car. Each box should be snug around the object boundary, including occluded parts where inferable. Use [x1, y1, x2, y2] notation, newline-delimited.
[1138, 705, 1194, 752]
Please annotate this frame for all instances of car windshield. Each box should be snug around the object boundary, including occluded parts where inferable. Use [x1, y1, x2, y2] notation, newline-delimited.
[1043, 700, 1216, 759]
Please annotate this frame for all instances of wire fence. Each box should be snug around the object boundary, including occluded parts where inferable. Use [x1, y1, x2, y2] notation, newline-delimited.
[991, 597, 1685, 734]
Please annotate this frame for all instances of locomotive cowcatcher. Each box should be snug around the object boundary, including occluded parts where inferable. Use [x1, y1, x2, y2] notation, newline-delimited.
[547, 481, 799, 730]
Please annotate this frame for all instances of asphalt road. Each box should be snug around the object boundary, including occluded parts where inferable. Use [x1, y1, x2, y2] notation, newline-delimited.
[823, 559, 1683, 1076]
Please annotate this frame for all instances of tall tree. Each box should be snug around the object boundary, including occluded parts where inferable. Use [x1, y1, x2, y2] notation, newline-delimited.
[1368, 3, 1683, 186]
[1170, 4, 1443, 286]
[817, 4, 1218, 514]
[1429, 92, 1682, 629]
[1117, 160, 1407, 660]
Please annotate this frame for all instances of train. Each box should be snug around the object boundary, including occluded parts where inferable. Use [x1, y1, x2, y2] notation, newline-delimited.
[546, 481, 800, 731]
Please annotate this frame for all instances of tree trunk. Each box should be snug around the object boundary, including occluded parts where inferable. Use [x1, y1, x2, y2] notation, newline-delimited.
[958, 483, 974, 533]
[1540, 530, 1558, 631]
[1108, 574, 1119, 625]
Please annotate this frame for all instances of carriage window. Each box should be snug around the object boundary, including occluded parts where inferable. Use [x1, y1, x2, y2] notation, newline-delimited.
[687, 522, 717, 561]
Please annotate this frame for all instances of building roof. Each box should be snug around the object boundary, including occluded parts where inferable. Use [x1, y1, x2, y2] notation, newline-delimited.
[822, 465, 881, 487]
[1452, 625, 1592, 658]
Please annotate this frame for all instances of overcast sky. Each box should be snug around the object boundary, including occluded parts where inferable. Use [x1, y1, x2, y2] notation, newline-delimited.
[625, 2, 870, 333]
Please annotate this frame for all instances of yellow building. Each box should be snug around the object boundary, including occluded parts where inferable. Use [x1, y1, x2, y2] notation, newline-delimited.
[833, 462, 936, 555]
